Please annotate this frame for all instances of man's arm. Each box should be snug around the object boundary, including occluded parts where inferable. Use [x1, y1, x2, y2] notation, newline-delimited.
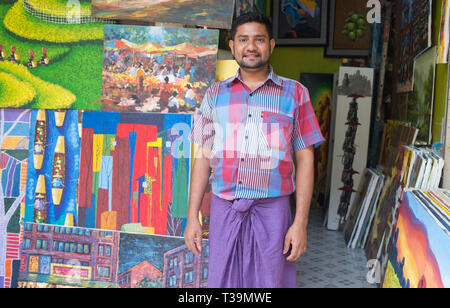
[283, 145, 314, 261]
[184, 145, 212, 256]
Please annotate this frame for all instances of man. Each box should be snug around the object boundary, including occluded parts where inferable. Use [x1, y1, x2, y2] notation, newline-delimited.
[185, 12, 324, 288]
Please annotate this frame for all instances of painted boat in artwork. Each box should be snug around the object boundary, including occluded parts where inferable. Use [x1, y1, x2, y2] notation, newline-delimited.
[54, 109, 67, 127]
[34, 174, 47, 223]
[33, 110, 46, 170]
[51, 136, 66, 206]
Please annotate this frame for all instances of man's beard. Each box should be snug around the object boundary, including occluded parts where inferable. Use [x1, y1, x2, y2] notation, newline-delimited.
[233, 52, 269, 69]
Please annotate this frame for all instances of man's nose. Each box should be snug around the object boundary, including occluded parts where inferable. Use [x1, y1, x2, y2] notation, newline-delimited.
[245, 39, 258, 50]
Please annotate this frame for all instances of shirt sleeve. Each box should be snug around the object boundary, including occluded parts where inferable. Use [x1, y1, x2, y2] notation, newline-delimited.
[291, 84, 325, 152]
[189, 85, 216, 149]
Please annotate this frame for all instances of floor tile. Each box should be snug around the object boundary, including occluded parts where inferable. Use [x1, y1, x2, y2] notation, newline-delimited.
[296, 208, 377, 288]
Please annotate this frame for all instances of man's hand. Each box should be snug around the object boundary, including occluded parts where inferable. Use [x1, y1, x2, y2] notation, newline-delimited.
[184, 218, 203, 257]
[184, 145, 211, 257]
[283, 223, 307, 262]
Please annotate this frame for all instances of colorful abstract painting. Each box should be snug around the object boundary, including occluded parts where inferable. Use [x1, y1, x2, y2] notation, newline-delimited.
[0, 109, 31, 288]
[24, 110, 81, 226]
[299, 73, 333, 208]
[382, 191, 450, 288]
[17, 223, 208, 288]
[92, 0, 234, 29]
[0, 0, 109, 110]
[273, 0, 327, 45]
[235, 0, 267, 16]
[101, 24, 218, 113]
[77, 111, 192, 236]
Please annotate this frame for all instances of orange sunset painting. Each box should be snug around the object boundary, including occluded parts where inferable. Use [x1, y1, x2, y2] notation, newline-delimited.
[383, 192, 449, 288]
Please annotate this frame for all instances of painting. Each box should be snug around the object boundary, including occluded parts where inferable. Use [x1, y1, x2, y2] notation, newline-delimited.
[0, 0, 109, 110]
[325, 0, 372, 57]
[343, 168, 384, 249]
[407, 46, 437, 145]
[92, 0, 234, 29]
[382, 190, 450, 288]
[236, 0, 267, 16]
[299, 73, 333, 208]
[326, 67, 373, 230]
[101, 24, 218, 113]
[24, 110, 81, 227]
[396, 0, 432, 92]
[77, 111, 192, 236]
[272, 0, 327, 46]
[0, 109, 31, 288]
[17, 223, 209, 288]
[365, 145, 413, 263]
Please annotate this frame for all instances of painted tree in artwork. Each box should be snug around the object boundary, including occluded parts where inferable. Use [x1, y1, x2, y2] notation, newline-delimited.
[0, 109, 29, 287]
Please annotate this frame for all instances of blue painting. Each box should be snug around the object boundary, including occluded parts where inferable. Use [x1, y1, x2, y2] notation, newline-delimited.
[24, 110, 81, 226]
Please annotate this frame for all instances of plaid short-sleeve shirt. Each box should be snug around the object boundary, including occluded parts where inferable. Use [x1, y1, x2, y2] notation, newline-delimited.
[190, 67, 324, 200]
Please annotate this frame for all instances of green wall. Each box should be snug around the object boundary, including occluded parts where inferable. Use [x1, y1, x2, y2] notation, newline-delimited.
[269, 47, 342, 80]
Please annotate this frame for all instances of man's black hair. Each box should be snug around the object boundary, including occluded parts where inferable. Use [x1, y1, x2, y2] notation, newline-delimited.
[230, 12, 273, 40]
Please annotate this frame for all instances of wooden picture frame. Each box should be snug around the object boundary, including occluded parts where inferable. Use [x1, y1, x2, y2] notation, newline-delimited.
[325, 0, 372, 57]
[272, 0, 328, 46]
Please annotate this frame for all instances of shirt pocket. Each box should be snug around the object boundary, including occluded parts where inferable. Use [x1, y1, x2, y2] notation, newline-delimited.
[260, 111, 293, 151]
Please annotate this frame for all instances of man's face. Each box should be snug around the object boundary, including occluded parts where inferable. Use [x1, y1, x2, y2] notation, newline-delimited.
[229, 22, 275, 70]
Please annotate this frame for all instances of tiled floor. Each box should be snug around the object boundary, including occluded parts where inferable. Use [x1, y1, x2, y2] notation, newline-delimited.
[296, 208, 377, 288]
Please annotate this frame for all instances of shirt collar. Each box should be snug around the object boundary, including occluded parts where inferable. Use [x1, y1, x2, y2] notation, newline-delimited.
[225, 65, 283, 88]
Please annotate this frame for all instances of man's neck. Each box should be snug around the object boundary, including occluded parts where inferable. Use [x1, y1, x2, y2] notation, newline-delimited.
[239, 65, 270, 91]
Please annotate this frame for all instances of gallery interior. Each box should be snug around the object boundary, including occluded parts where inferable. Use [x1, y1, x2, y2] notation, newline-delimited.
[0, 0, 449, 289]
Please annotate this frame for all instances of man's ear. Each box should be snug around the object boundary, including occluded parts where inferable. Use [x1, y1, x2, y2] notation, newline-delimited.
[269, 38, 275, 54]
[229, 38, 234, 54]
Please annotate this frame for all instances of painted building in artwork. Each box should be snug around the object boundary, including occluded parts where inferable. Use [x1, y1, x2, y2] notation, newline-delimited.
[117, 260, 162, 288]
[18, 223, 120, 287]
[162, 243, 209, 288]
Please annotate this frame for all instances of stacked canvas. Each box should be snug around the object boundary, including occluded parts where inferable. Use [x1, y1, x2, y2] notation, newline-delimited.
[345, 146, 444, 251]
[344, 144, 445, 286]
[343, 168, 385, 249]
[382, 189, 450, 288]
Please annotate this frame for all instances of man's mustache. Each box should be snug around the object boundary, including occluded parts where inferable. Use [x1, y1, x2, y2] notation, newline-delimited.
[243, 52, 261, 57]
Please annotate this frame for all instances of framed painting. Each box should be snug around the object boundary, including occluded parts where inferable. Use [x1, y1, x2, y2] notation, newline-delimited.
[325, 0, 372, 57]
[272, 0, 328, 46]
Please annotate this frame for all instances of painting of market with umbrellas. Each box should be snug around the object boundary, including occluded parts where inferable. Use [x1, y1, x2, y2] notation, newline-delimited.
[101, 24, 219, 113]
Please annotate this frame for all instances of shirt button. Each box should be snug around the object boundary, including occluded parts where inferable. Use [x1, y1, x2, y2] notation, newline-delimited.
[241, 158, 244, 162]
[248, 114, 252, 118]
[249, 93, 253, 97]
[238, 181, 242, 184]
